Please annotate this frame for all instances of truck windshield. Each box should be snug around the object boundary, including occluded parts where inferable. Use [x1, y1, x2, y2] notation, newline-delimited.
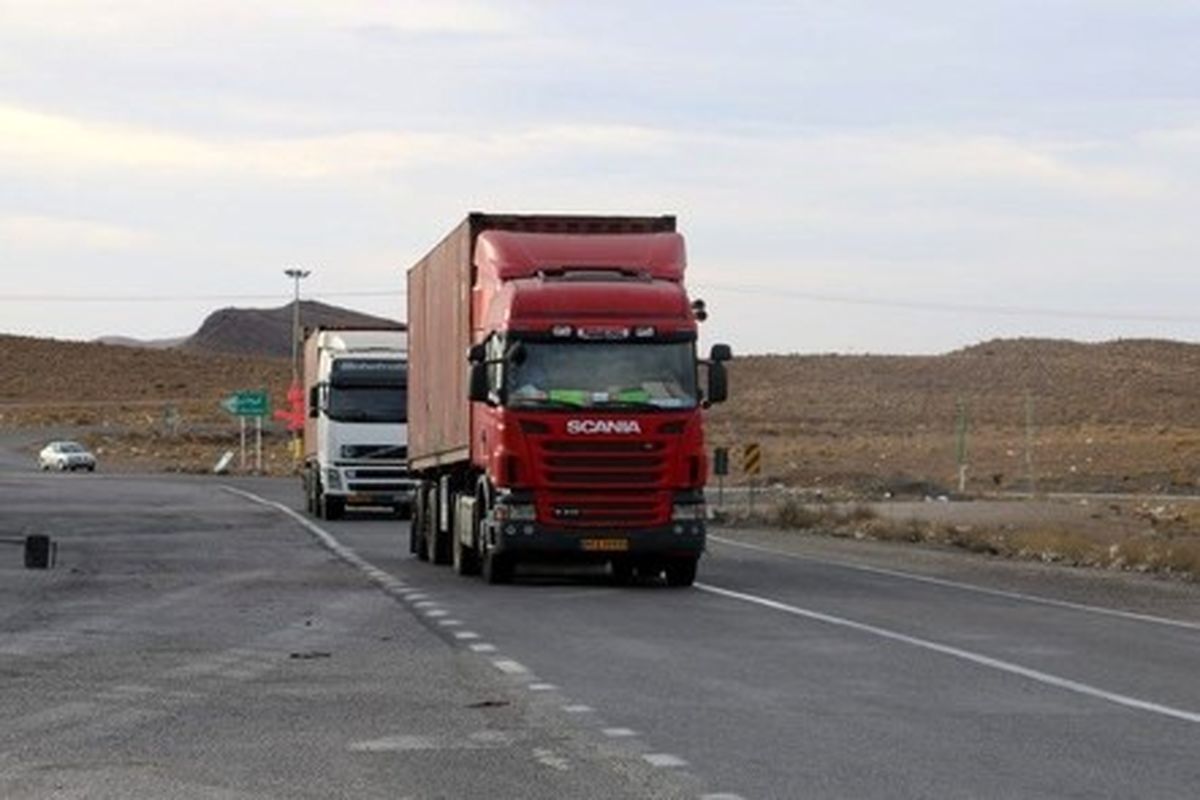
[327, 387, 407, 423]
[506, 342, 697, 410]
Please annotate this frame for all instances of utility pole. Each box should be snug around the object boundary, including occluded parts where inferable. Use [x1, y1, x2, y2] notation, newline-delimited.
[955, 396, 969, 494]
[1024, 389, 1037, 496]
[284, 268, 310, 465]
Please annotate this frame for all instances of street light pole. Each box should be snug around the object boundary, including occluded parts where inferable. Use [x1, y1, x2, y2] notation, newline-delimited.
[283, 268, 310, 468]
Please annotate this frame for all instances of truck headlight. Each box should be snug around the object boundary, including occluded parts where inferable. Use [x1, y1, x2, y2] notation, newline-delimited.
[671, 504, 706, 521]
[493, 504, 536, 521]
[326, 469, 342, 491]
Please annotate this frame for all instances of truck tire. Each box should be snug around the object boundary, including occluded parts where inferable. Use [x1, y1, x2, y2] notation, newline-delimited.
[321, 494, 345, 521]
[411, 487, 429, 560]
[452, 492, 482, 576]
[664, 557, 698, 588]
[482, 547, 513, 585]
[453, 529, 480, 576]
[425, 493, 451, 565]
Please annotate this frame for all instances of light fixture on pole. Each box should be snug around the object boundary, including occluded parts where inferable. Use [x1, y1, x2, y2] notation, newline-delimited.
[284, 268, 311, 384]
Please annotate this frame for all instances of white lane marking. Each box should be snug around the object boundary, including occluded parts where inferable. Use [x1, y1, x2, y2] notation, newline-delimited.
[562, 704, 593, 713]
[709, 535, 1200, 632]
[413, 601, 436, 608]
[454, 631, 481, 641]
[533, 747, 571, 771]
[701, 794, 747, 800]
[603, 727, 637, 737]
[469, 643, 498, 653]
[529, 683, 558, 692]
[424, 609, 449, 618]
[697, 582, 1200, 725]
[643, 753, 688, 768]
[438, 619, 463, 627]
[492, 658, 529, 675]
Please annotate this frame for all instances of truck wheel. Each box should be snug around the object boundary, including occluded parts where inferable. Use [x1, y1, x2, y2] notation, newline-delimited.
[424, 495, 451, 565]
[453, 529, 480, 576]
[425, 526, 450, 565]
[482, 547, 513, 585]
[664, 557, 698, 588]
[411, 489, 429, 560]
[321, 495, 345, 521]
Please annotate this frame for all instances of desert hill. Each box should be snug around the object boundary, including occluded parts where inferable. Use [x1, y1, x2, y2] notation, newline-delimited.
[706, 338, 1200, 494]
[182, 300, 403, 358]
[0, 333, 290, 422]
[3, 331, 1200, 493]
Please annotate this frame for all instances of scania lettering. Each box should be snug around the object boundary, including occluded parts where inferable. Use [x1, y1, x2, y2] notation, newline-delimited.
[407, 213, 731, 586]
[566, 419, 643, 435]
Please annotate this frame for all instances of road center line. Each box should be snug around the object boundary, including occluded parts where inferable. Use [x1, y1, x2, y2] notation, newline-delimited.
[696, 582, 1200, 725]
[709, 535, 1200, 632]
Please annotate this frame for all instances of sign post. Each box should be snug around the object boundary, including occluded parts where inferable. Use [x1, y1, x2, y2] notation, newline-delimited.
[713, 447, 729, 509]
[221, 390, 270, 474]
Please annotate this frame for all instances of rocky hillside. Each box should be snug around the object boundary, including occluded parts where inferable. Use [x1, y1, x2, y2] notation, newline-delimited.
[182, 300, 403, 358]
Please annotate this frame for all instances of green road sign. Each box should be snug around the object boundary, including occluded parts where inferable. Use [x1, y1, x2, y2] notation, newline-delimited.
[221, 390, 269, 417]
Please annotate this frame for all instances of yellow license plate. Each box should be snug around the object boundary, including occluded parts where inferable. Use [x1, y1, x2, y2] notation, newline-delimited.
[581, 538, 629, 552]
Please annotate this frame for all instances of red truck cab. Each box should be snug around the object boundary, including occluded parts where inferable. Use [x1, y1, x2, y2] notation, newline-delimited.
[407, 214, 730, 586]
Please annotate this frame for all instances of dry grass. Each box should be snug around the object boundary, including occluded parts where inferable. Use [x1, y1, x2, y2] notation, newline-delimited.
[78, 429, 296, 476]
[746, 497, 1200, 580]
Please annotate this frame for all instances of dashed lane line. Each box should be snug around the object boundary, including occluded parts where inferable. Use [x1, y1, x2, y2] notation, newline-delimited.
[224, 487, 735, 797]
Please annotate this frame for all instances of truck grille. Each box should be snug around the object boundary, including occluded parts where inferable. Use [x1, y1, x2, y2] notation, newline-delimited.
[540, 440, 665, 487]
[535, 440, 669, 527]
[344, 466, 414, 493]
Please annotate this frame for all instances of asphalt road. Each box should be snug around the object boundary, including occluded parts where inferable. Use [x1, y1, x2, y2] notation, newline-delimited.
[3, 464, 1199, 799]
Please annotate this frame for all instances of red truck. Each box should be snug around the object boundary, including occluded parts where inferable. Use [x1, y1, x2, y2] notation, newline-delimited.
[406, 213, 730, 585]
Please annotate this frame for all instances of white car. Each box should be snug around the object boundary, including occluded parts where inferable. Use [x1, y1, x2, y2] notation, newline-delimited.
[38, 441, 97, 472]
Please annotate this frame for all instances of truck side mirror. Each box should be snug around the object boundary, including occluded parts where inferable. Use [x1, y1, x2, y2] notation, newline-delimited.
[707, 362, 728, 405]
[710, 343, 732, 362]
[308, 385, 319, 418]
[468, 362, 489, 403]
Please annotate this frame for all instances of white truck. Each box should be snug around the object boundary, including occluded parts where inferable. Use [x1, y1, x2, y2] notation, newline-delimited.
[301, 328, 417, 519]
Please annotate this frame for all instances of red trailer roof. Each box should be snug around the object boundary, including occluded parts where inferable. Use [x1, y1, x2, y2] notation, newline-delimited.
[474, 231, 686, 282]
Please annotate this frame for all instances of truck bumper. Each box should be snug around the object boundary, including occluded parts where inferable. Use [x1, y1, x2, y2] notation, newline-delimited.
[488, 520, 705, 561]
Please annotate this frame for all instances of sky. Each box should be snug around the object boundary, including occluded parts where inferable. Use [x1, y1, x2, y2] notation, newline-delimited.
[3, 0, 1200, 355]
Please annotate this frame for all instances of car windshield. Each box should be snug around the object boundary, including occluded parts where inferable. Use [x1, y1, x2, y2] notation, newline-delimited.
[327, 386, 407, 423]
[59, 443, 85, 453]
[506, 341, 697, 410]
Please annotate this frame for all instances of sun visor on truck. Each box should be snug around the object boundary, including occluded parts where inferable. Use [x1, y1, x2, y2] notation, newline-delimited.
[330, 359, 407, 387]
[474, 231, 686, 282]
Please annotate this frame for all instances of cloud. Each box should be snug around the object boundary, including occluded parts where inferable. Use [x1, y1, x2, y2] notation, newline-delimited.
[0, 1, 515, 39]
[0, 103, 671, 179]
[0, 214, 152, 251]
